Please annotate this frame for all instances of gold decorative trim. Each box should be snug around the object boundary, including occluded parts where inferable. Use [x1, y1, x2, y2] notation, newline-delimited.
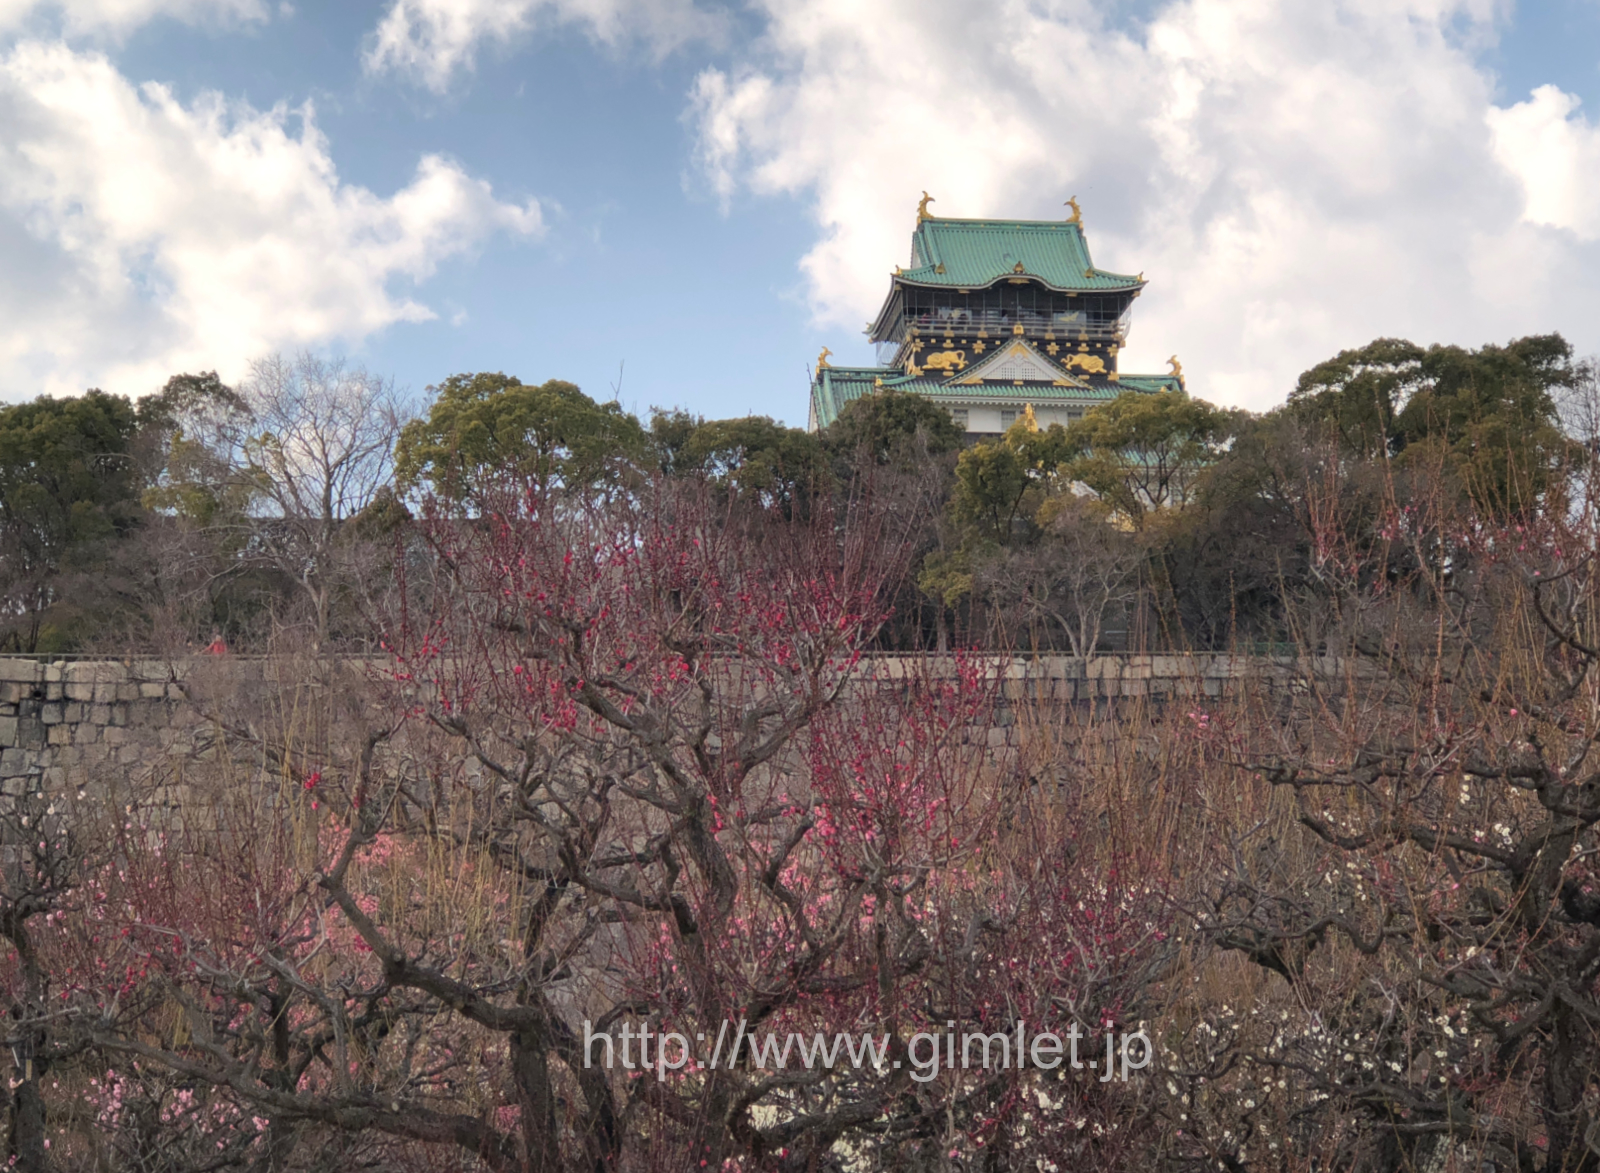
[917, 191, 935, 221]
[816, 346, 832, 370]
[1167, 355, 1184, 384]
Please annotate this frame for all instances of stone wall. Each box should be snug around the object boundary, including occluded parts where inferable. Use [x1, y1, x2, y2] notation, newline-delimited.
[0, 653, 1338, 791]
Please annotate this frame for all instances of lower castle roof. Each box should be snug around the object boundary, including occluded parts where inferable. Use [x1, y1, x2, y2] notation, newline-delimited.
[809, 365, 1182, 430]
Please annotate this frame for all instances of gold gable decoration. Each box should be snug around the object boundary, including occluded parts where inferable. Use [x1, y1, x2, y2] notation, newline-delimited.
[952, 338, 1090, 388]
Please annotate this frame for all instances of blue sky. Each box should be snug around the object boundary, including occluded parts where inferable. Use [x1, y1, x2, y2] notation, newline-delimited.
[3, 0, 1600, 426]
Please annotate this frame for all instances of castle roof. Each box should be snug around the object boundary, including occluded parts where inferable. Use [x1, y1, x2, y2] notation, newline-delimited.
[810, 364, 1180, 430]
[897, 217, 1143, 294]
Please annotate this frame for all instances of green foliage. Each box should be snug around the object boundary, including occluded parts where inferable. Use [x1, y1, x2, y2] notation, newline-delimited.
[1289, 334, 1578, 513]
[0, 390, 144, 649]
[1287, 337, 1424, 455]
[948, 415, 1076, 545]
[395, 373, 646, 500]
[137, 371, 255, 526]
[823, 389, 963, 466]
[650, 411, 829, 513]
[1062, 390, 1241, 529]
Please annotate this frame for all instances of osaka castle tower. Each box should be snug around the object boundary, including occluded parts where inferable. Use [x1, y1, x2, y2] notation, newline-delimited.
[807, 194, 1184, 435]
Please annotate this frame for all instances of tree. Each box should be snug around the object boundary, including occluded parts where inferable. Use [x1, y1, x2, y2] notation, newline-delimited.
[822, 388, 963, 470]
[1062, 390, 1240, 531]
[1179, 463, 1600, 1169]
[396, 373, 645, 502]
[1290, 334, 1579, 514]
[0, 390, 143, 651]
[947, 415, 1074, 546]
[649, 411, 828, 516]
[978, 494, 1146, 657]
[193, 353, 413, 648]
[66, 475, 1176, 1170]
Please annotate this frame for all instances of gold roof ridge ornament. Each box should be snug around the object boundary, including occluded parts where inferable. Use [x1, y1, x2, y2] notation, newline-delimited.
[1065, 196, 1082, 227]
[1021, 403, 1038, 432]
[1167, 355, 1184, 385]
[817, 346, 832, 370]
[917, 191, 936, 221]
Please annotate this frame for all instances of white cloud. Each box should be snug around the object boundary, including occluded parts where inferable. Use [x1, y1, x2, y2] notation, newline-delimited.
[1488, 84, 1600, 241]
[691, 0, 1600, 410]
[0, 0, 265, 35]
[365, 0, 721, 92]
[0, 39, 542, 399]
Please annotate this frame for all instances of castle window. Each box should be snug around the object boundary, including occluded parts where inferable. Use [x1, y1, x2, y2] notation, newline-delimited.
[1000, 410, 1017, 428]
[950, 408, 968, 428]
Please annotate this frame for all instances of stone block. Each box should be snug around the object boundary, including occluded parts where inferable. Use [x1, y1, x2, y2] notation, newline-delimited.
[101, 726, 127, 746]
[92, 684, 118, 704]
[139, 683, 167, 700]
[117, 684, 141, 703]
[46, 726, 70, 747]
[64, 683, 93, 702]
[16, 720, 42, 750]
[43, 683, 62, 701]
[1088, 657, 1124, 680]
[90, 705, 111, 725]
[40, 703, 63, 725]
[0, 717, 15, 746]
[64, 663, 125, 685]
[0, 747, 32, 776]
[0, 661, 40, 684]
[109, 705, 128, 727]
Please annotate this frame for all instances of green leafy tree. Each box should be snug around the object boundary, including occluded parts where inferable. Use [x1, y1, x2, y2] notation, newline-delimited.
[1286, 337, 1425, 456]
[1063, 390, 1241, 530]
[0, 391, 143, 650]
[822, 388, 963, 468]
[136, 371, 254, 527]
[395, 373, 645, 501]
[1289, 334, 1578, 513]
[649, 411, 829, 515]
[948, 414, 1075, 545]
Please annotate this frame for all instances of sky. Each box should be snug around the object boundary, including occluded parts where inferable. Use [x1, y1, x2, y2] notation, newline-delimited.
[3, 1, 1600, 426]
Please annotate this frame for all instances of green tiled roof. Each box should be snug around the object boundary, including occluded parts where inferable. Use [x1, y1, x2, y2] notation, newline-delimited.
[900, 217, 1142, 292]
[810, 365, 1181, 429]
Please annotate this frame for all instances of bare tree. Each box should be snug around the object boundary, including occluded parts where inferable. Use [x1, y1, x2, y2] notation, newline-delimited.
[979, 495, 1145, 656]
[222, 353, 411, 648]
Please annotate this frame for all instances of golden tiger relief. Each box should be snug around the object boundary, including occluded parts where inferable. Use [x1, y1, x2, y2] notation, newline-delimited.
[922, 351, 967, 373]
